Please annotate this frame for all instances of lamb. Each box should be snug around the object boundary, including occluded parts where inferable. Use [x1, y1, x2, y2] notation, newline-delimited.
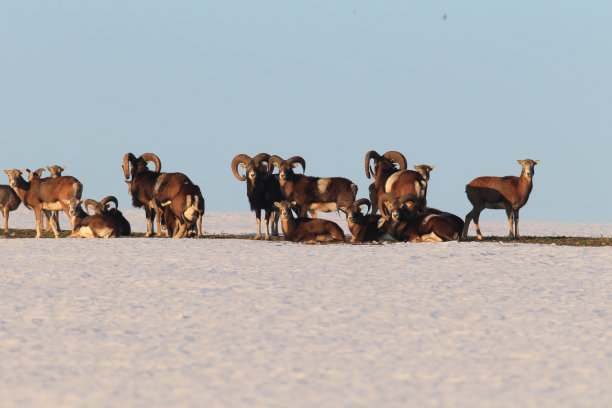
[463, 159, 539, 240]
[269, 155, 357, 218]
[274, 200, 345, 243]
[231, 153, 282, 239]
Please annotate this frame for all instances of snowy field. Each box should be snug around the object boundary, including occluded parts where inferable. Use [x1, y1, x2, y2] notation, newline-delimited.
[1, 207, 611, 407]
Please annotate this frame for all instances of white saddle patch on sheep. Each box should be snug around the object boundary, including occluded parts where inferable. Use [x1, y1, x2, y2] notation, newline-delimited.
[317, 178, 331, 194]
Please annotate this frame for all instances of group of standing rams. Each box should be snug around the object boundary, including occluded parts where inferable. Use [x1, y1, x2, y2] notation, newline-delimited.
[1, 150, 538, 242]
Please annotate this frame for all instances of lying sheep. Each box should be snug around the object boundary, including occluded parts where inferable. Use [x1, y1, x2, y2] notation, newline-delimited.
[66, 198, 121, 238]
[274, 201, 345, 243]
[339, 199, 387, 243]
[378, 193, 463, 242]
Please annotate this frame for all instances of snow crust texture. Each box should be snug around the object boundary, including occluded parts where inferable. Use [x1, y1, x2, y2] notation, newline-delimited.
[1, 208, 611, 407]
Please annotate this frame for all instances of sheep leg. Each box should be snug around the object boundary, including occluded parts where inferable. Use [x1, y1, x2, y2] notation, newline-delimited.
[152, 203, 164, 237]
[197, 213, 203, 238]
[144, 207, 154, 237]
[505, 207, 515, 238]
[3, 208, 8, 232]
[272, 210, 280, 236]
[34, 209, 43, 238]
[44, 211, 52, 232]
[44, 209, 60, 238]
[255, 209, 262, 239]
[264, 208, 272, 240]
[469, 205, 484, 240]
[59, 200, 74, 233]
[173, 225, 185, 238]
[175, 219, 188, 238]
[463, 206, 480, 238]
[54, 211, 60, 232]
[514, 209, 520, 239]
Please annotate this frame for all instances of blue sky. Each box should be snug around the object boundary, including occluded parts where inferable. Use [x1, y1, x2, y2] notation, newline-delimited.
[1, 1, 610, 222]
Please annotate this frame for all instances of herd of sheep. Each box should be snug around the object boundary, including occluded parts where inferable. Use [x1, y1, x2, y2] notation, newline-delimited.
[1, 151, 538, 243]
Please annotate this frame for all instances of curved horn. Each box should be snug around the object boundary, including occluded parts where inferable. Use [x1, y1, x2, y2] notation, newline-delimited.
[354, 198, 371, 215]
[231, 154, 251, 181]
[100, 196, 118, 210]
[383, 151, 407, 171]
[364, 150, 381, 179]
[252, 153, 270, 165]
[33, 168, 45, 179]
[287, 156, 306, 173]
[378, 193, 397, 221]
[268, 155, 284, 168]
[399, 193, 424, 214]
[27, 168, 45, 181]
[140, 153, 161, 172]
[122, 153, 137, 179]
[252, 153, 272, 178]
[83, 199, 99, 215]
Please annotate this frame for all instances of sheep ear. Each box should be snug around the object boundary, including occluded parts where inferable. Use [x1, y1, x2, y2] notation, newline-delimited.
[291, 201, 298, 206]
[61, 166, 66, 171]
[359, 205, 367, 213]
[413, 165, 418, 171]
[3, 170, 7, 175]
[377, 218, 386, 229]
[517, 160, 523, 165]
[534, 160, 540, 165]
[20, 169, 26, 175]
[429, 166, 435, 170]
[274, 202, 281, 209]
[292, 163, 299, 168]
[339, 206, 347, 213]
[239, 163, 246, 168]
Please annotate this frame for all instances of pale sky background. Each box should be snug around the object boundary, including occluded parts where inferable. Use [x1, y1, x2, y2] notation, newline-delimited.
[1, 1, 610, 222]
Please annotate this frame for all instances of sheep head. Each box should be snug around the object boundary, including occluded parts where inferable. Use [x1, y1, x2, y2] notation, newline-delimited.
[341, 198, 371, 224]
[231, 153, 272, 182]
[270, 155, 305, 182]
[274, 200, 299, 220]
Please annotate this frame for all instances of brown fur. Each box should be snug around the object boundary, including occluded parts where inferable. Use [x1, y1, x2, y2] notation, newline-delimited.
[67, 198, 121, 238]
[161, 183, 205, 238]
[270, 155, 357, 218]
[274, 201, 345, 243]
[365, 150, 426, 212]
[463, 159, 539, 239]
[340, 199, 384, 243]
[231, 153, 282, 239]
[378, 194, 462, 242]
[123, 153, 195, 237]
[4, 169, 82, 238]
[0, 185, 21, 232]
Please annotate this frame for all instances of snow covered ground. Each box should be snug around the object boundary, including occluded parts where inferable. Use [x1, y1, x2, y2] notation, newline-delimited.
[1, 207, 611, 407]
